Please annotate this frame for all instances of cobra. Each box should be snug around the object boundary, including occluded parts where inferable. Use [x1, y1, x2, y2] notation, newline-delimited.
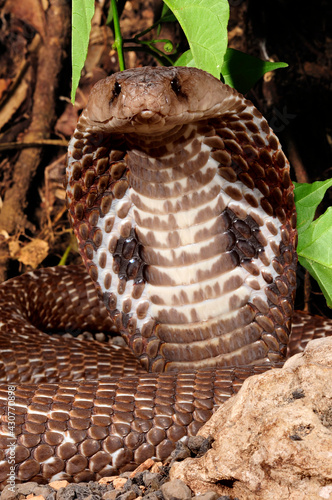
[0, 66, 331, 487]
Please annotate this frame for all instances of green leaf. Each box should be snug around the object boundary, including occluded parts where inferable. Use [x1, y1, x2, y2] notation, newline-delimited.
[175, 47, 288, 93]
[294, 179, 332, 236]
[297, 206, 332, 307]
[220, 48, 288, 94]
[164, 0, 229, 78]
[298, 258, 332, 309]
[174, 49, 195, 67]
[71, 0, 95, 103]
[294, 179, 332, 306]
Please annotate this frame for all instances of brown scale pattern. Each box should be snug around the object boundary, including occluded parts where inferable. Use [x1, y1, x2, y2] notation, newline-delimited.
[206, 112, 298, 364]
[0, 268, 331, 488]
[0, 67, 331, 489]
[0, 365, 269, 485]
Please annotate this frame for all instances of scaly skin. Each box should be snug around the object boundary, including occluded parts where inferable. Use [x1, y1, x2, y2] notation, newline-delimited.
[1, 67, 331, 488]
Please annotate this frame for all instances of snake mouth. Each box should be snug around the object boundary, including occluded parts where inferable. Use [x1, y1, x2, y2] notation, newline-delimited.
[132, 109, 165, 125]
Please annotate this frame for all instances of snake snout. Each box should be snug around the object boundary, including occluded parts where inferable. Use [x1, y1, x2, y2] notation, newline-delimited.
[132, 109, 166, 128]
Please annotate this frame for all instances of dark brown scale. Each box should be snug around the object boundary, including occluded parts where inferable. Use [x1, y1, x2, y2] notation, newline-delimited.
[250, 162, 265, 179]
[244, 192, 259, 208]
[256, 315, 275, 333]
[72, 149, 83, 160]
[110, 150, 126, 162]
[96, 158, 109, 175]
[104, 272, 112, 289]
[78, 223, 89, 240]
[252, 134, 266, 147]
[88, 209, 100, 226]
[72, 163, 82, 180]
[216, 128, 237, 141]
[225, 208, 266, 264]
[239, 172, 255, 189]
[276, 150, 287, 168]
[224, 139, 243, 155]
[88, 265, 98, 282]
[211, 149, 232, 167]
[111, 161, 127, 180]
[259, 149, 272, 165]
[113, 229, 146, 285]
[113, 179, 129, 199]
[238, 112, 254, 120]
[262, 333, 280, 351]
[270, 307, 284, 325]
[101, 195, 113, 216]
[98, 253, 107, 269]
[92, 229, 103, 248]
[266, 167, 279, 184]
[218, 166, 237, 182]
[85, 244, 94, 260]
[271, 187, 283, 205]
[224, 185, 242, 201]
[252, 296, 269, 314]
[276, 207, 287, 224]
[256, 179, 270, 197]
[82, 154, 93, 169]
[87, 192, 98, 209]
[282, 170, 291, 189]
[122, 239, 136, 260]
[97, 175, 110, 194]
[84, 170, 95, 189]
[260, 198, 274, 216]
[73, 184, 83, 201]
[235, 131, 252, 144]
[95, 147, 109, 159]
[83, 144, 95, 155]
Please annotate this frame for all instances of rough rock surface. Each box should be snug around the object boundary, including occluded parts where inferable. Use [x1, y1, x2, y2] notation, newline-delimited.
[170, 337, 332, 500]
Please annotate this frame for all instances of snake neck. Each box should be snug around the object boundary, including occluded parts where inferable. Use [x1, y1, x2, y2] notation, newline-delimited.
[67, 118, 297, 373]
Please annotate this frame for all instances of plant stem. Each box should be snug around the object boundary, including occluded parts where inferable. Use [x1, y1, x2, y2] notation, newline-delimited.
[111, 0, 125, 71]
[123, 39, 175, 65]
[123, 46, 174, 66]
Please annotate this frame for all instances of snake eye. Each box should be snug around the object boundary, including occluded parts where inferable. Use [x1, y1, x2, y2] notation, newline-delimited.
[113, 81, 122, 98]
[171, 77, 181, 95]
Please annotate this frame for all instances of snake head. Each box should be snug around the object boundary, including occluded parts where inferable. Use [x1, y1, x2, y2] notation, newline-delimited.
[84, 66, 239, 134]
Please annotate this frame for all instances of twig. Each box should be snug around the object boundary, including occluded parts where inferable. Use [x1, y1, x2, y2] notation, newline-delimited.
[0, 0, 70, 237]
[0, 139, 68, 152]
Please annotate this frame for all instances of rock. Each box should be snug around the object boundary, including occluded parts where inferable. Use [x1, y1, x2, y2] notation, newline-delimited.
[102, 491, 120, 500]
[141, 494, 162, 500]
[55, 482, 107, 500]
[0, 483, 53, 500]
[169, 442, 191, 462]
[142, 472, 160, 490]
[160, 479, 192, 500]
[49, 481, 69, 491]
[113, 478, 127, 490]
[117, 491, 137, 500]
[170, 338, 332, 500]
[192, 492, 219, 500]
[129, 459, 156, 478]
[187, 436, 213, 457]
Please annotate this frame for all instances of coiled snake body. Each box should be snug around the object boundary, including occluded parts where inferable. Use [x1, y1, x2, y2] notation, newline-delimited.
[0, 67, 331, 487]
